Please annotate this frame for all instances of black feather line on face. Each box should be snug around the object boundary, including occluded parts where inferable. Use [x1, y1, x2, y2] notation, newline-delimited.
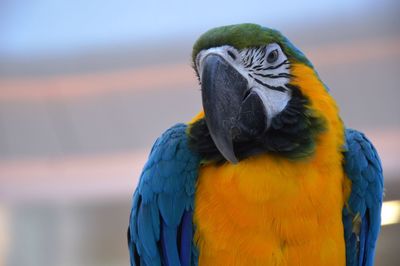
[188, 84, 326, 164]
[253, 73, 293, 79]
[244, 55, 254, 68]
[257, 60, 289, 71]
[252, 78, 287, 92]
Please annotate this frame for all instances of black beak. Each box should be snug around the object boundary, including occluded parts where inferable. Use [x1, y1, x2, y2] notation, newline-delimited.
[201, 54, 267, 164]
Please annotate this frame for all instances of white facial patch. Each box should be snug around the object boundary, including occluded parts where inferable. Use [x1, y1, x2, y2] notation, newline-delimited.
[251, 87, 291, 128]
[240, 43, 291, 88]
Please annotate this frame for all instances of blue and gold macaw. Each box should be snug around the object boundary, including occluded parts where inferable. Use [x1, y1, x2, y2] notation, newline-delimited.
[128, 24, 383, 266]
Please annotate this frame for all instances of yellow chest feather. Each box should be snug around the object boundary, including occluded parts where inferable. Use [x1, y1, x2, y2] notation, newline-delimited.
[194, 152, 346, 266]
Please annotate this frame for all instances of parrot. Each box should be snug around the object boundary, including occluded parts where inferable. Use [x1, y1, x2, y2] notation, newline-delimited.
[127, 23, 384, 266]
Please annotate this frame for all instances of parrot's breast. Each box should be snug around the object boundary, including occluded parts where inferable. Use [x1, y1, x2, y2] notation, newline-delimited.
[193, 152, 346, 265]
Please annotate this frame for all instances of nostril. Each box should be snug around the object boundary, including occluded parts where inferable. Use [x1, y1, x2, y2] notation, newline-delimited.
[227, 50, 236, 60]
[231, 126, 241, 139]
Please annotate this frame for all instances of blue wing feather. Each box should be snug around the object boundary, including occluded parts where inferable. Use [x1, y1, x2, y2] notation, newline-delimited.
[342, 129, 384, 266]
[161, 220, 180, 266]
[128, 124, 201, 266]
[180, 210, 193, 266]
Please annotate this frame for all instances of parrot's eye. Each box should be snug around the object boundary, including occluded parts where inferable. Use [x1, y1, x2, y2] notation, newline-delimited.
[267, 49, 279, 64]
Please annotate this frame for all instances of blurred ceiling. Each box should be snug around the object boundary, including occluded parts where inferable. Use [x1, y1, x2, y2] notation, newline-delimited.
[0, 0, 390, 58]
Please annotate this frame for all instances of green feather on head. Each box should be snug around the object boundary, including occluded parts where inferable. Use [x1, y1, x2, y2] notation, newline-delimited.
[192, 23, 313, 69]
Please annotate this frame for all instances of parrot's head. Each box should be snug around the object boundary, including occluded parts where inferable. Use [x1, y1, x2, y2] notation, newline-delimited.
[189, 23, 341, 164]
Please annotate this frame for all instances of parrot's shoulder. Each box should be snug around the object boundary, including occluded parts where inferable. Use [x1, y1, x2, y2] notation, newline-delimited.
[343, 129, 383, 200]
[342, 128, 384, 266]
[137, 123, 201, 203]
[343, 128, 383, 192]
[128, 123, 201, 266]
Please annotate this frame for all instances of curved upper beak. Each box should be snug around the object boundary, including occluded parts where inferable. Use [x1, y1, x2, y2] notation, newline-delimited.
[200, 54, 267, 164]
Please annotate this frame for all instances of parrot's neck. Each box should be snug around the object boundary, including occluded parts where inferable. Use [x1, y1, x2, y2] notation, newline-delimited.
[188, 84, 326, 164]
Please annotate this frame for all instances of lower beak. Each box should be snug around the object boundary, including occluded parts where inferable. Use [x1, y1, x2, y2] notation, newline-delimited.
[201, 54, 267, 164]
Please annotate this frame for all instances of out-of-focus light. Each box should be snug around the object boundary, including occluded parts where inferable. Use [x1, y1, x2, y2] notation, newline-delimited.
[0, 205, 10, 265]
[381, 200, 400, 226]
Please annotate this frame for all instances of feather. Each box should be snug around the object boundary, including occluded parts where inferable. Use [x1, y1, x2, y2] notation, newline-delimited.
[161, 219, 180, 266]
[137, 203, 158, 258]
[180, 211, 193, 266]
[342, 129, 384, 266]
[157, 192, 186, 227]
[127, 124, 200, 265]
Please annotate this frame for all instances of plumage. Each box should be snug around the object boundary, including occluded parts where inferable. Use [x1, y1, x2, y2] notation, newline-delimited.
[128, 23, 383, 266]
[191, 62, 348, 265]
[128, 124, 200, 266]
[342, 129, 383, 266]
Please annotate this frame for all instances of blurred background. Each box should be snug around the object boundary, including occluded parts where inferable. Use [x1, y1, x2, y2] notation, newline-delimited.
[0, 0, 399, 265]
